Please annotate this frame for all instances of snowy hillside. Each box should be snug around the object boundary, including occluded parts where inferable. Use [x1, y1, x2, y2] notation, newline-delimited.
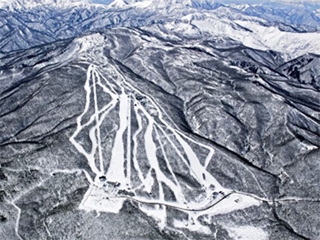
[0, 0, 319, 60]
[0, 1, 319, 240]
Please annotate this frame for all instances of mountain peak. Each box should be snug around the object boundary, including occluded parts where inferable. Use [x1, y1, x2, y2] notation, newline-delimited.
[107, 0, 194, 9]
[0, 0, 90, 9]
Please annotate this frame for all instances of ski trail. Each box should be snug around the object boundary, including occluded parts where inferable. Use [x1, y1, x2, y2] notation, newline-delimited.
[153, 120, 205, 185]
[126, 93, 131, 185]
[70, 61, 262, 235]
[92, 65, 104, 173]
[142, 115, 184, 204]
[70, 64, 100, 175]
[105, 89, 128, 185]
[70, 64, 117, 176]
[131, 107, 146, 187]
[96, 68, 118, 95]
[154, 126, 181, 188]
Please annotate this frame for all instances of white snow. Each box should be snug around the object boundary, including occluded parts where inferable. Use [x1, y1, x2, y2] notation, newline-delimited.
[79, 185, 125, 213]
[235, 20, 320, 59]
[70, 57, 264, 233]
[173, 217, 212, 235]
[191, 16, 320, 60]
[192, 19, 268, 52]
[227, 226, 269, 240]
[71, 29, 264, 226]
[106, 91, 129, 184]
[67, 35, 264, 230]
[0, 0, 91, 9]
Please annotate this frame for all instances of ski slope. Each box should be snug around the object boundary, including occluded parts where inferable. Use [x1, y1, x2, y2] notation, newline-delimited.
[69, 34, 263, 233]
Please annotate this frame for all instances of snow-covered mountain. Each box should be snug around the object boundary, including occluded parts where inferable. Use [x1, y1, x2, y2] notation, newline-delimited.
[1, 0, 320, 59]
[0, 0, 90, 9]
[0, 1, 320, 240]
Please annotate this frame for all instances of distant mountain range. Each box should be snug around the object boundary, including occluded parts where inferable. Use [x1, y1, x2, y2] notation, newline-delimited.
[0, 0, 320, 56]
[0, 1, 319, 240]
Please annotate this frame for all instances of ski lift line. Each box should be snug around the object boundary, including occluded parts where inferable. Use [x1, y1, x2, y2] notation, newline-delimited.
[78, 100, 117, 129]
[84, 63, 120, 95]
[70, 64, 117, 175]
[175, 133, 214, 188]
[143, 115, 165, 191]
[92, 66, 104, 173]
[88, 118, 101, 173]
[126, 91, 132, 184]
[70, 64, 100, 175]
[143, 110, 199, 204]
[136, 93, 224, 192]
[153, 126, 181, 187]
[154, 167, 186, 205]
[95, 67, 119, 95]
[153, 119, 203, 184]
[98, 63, 213, 167]
[74, 64, 94, 128]
[94, 69, 117, 97]
[153, 126, 190, 203]
[76, 64, 118, 130]
[89, 100, 117, 168]
[131, 106, 147, 185]
[105, 91, 129, 184]
[70, 132, 100, 175]
[112, 68, 212, 150]
[138, 105, 189, 166]
[116, 69, 223, 190]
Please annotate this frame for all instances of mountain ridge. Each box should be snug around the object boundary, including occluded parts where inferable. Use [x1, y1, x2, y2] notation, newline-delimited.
[0, 1, 319, 239]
